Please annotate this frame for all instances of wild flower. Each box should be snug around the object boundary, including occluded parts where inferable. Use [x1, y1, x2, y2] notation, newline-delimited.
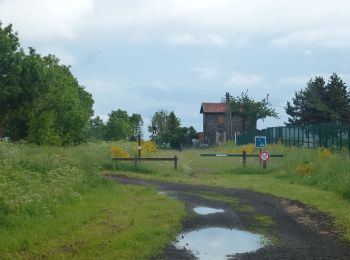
[239, 144, 256, 154]
[111, 146, 130, 158]
[318, 148, 332, 158]
[135, 141, 157, 153]
[295, 161, 313, 177]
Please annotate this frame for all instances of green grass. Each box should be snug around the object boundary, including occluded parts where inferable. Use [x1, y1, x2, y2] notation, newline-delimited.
[107, 142, 350, 240]
[2, 140, 350, 258]
[0, 142, 186, 259]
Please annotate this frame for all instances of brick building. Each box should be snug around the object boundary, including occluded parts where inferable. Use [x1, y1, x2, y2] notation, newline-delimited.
[200, 102, 256, 146]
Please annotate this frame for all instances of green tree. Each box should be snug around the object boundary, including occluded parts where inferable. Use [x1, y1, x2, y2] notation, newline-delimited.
[129, 113, 143, 138]
[0, 21, 94, 144]
[0, 22, 23, 138]
[90, 116, 106, 141]
[186, 126, 198, 145]
[170, 127, 187, 149]
[27, 54, 94, 145]
[148, 110, 169, 143]
[227, 91, 278, 132]
[285, 74, 350, 125]
[148, 110, 182, 146]
[105, 109, 132, 141]
[324, 73, 350, 124]
[148, 110, 194, 148]
[285, 89, 305, 125]
[167, 111, 180, 134]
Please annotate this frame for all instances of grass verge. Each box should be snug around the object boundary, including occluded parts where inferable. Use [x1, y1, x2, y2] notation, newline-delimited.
[0, 142, 186, 259]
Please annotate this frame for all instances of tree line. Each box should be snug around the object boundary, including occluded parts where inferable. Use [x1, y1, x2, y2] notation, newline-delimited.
[286, 73, 350, 125]
[90, 111, 143, 141]
[0, 22, 93, 145]
[90, 109, 198, 149]
[148, 110, 198, 148]
[1, 21, 197, 147]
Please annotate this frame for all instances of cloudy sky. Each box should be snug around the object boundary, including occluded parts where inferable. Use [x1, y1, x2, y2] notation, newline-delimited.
[1, 0, 350, 135]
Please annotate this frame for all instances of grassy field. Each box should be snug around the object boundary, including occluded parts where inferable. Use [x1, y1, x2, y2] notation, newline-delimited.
[0, 142, 186, 259]
[1, 140, 350, 258]
[107, 141, 350, 240]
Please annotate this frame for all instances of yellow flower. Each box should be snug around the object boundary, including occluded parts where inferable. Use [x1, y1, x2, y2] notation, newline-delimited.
[135, 141, 157, 153]
[318, 148, 332, 158]
[111, 146, 130, 158]
[295, 162, 313, 177]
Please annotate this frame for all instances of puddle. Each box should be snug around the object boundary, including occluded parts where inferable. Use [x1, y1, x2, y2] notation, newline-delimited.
[175, 227, 267, 259]
[193, 206, 224, 215]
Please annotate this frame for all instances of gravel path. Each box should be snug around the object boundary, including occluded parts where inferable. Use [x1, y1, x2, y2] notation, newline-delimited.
[109, 174, 350, 260]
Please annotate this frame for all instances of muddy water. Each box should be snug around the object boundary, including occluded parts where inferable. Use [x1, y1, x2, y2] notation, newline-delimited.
[111, 175, 350, 259]
[193, 206, 224, 215]
[175, 227, 266, 259]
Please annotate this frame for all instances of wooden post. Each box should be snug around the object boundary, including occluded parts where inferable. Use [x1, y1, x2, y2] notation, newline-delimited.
[174, 156, 178, 170]
[259, 148, 262, 167]
[242, 150, 246, 167]
[134, 156, 137, 165]
[263, 160, 267, 169]
[138, 135, 141, 158]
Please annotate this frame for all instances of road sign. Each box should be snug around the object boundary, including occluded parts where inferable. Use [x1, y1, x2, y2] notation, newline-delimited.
[259, 151, 270, 161]
[255, 136, 266, 148]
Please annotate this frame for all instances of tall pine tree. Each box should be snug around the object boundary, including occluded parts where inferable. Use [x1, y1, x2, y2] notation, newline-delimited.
[285, 74, 350, 125]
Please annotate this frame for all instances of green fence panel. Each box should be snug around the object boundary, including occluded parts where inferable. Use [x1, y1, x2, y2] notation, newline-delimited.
[236, 123, 350, 152]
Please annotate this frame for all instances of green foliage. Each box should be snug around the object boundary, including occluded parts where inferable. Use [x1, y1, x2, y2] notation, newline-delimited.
[89, 116, 106, 141]
[129, 113, 144, 138]
[227, 91, 278, 132]
[0, 22, 94, 145]
[0, 142, 186, 258]
[0, 22, 23, 138]
[148, 110, 197, 148]
[105, 109, 133, 141]
[148, 109, 169, 143]
[286, 73, 350, 125]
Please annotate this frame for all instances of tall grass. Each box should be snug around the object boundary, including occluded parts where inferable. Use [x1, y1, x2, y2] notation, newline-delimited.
[0, 141, 186, 258]
[110, 142, 350, 199]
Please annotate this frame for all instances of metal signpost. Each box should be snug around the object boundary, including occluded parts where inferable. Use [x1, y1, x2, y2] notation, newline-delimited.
[255, 136, 266, 167]
[255, 136, 267, 148]
[259, 151, 270, 169]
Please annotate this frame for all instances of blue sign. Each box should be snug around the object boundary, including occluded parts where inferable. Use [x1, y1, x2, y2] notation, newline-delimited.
[255, 136, 266, 148]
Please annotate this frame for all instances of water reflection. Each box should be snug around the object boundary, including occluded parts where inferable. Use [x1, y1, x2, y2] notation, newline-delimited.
[193, 206, 224, 215]
[175, 227, 266, 260]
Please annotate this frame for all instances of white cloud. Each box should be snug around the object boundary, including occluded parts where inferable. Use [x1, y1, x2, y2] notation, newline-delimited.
[2, 0, 350, 48]
[270, 28, 350, 48]
[169, 34, 227, 47]
[152, 79, 169, 91]
[228, 73, 264, 87]
[0, 0, 94, 42]
[304, 50, 312, 56]
[83, 0, 350, 48]
[191, 66, 222, 80]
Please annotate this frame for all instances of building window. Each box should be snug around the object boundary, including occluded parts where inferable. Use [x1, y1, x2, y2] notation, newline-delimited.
[217, 115, 224, 124]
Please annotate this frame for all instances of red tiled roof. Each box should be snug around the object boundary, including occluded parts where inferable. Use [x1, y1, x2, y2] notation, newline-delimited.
[200, 103, 226, 113]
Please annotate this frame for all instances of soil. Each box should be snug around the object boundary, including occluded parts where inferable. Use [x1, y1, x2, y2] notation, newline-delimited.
[107, 174, 350, 260]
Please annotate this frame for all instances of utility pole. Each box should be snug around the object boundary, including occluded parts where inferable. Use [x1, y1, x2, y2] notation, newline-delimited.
[225, 92, 233, 141]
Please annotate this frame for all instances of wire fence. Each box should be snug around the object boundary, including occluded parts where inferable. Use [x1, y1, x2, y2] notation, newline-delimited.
[236, 123, 350, 151]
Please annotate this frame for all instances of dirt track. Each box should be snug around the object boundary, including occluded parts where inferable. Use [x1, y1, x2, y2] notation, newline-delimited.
[109, 174, 350, 260]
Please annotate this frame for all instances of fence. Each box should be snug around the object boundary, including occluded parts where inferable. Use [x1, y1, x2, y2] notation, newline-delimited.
[236, 123, 350, 151]
[113, 156, 178, 170]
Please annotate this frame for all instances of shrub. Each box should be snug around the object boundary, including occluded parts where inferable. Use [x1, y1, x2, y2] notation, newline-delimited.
[111, 146, 130, 158]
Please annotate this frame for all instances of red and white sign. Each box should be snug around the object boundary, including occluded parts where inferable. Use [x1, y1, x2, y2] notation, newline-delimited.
[259, 151, 270, 161]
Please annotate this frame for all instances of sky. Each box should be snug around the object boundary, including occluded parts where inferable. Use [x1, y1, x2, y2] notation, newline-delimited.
[1, 0, 350, 136]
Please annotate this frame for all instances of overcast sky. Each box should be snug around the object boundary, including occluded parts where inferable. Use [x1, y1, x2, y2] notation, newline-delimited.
[1, 0, 350, 135]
